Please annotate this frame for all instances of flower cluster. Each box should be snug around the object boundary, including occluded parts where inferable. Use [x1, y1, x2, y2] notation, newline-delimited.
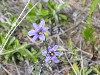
[28, 20, 62, 63]
[28, 20, 49, 42]
[42, 45, 62, 63]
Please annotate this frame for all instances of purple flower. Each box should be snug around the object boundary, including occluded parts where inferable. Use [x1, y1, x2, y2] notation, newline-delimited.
[28, 20, 49, 42]
[42, 45, 62, 63]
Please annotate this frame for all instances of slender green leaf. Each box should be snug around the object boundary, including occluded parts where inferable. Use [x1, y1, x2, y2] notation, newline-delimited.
[87, 0, 99, 24]
[73, 63, 80, 74]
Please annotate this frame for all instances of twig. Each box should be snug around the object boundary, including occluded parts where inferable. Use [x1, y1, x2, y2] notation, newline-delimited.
[25, 60, 34, 75]
[76, 47, 93, 58]
[79, 34, 84, 75]
[12, 57, 20, 75]
[1, 64, 11, 75]
[65, 52, 77, 75]
[61, 47, 77, 75]
[47, 23, 80, 40]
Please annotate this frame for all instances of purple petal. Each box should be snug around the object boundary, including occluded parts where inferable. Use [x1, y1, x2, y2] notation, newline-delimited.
[48, 47, 55, 52]
[39, 34, 45, 41]
[40, 20, 45, 28]
[55, 52, 63, 56]
[51, 56, 59, 63]
[31, 35, 38, 42]
[33, 23, 39, 30]
[42, 51, 47, 56]
[52, 45, 58, 51]
[48, 46, 54, 52]
[28, 30, 37, 36]
[49, 49, 54, 52]
[43, 27, 49, 32]
[45, 57, 50, 63]
[48, 46, 51, 50]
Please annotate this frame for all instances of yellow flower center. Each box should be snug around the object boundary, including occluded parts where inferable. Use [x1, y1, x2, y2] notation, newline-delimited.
[50, 52, 54, 56]
[39, 32, 42, 34]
